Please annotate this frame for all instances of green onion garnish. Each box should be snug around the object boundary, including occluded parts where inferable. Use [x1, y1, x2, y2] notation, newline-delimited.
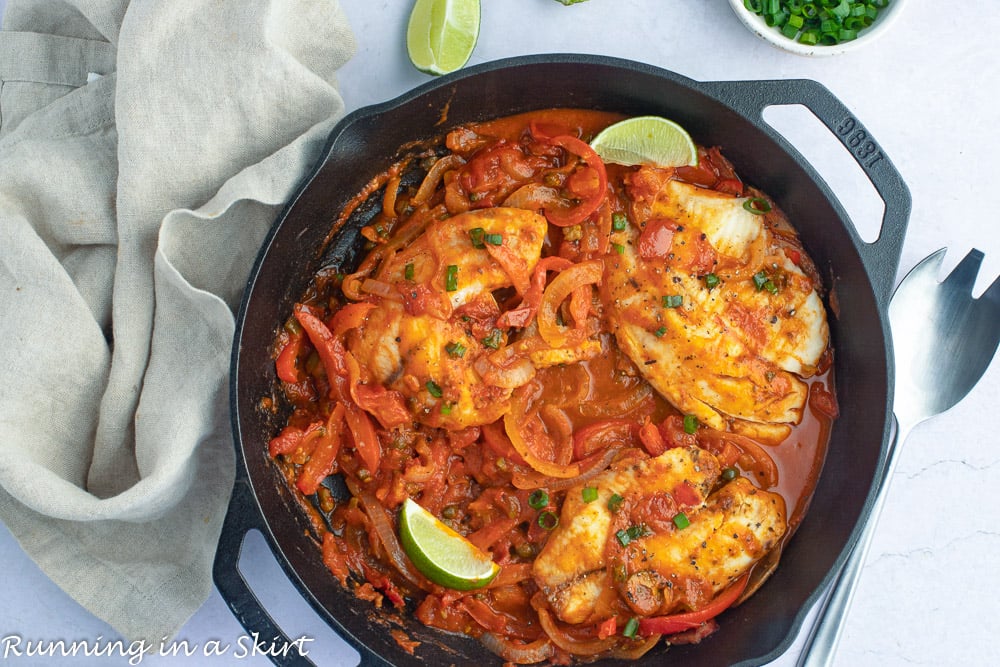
[683, 414, 698, 434]
[445, 265, 459, 291]
[582, 487, 598, 503]
[485, 233, 503, 246]
[440, 402, 453, 415]
[744, 0, 887, 45]
[481, 328, 503, 349]
[612, 242, 625, 255]
[662, 294, 683, 308]
[743, 197, 772, 215]
[654, 326, 667, 337]
[538, 511, 559, 530]
[469, 227, 486, 248]
[426, 380, 443, 398]
[528, 489, 549, 509]
[753, 271, 769, 291]
[672, 512, 691, 530]
[704, 273, 720, 290]
[404, 263, 415, 281]
[445, 341, 466, 358]
[607, 493, 624, 513]
[623, 617, 639, 638]
[616, 524, 651, 546]
[612, 213, 628, 231]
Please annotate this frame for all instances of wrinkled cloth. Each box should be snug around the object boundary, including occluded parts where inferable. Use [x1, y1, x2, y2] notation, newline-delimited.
[0, 0, 355, 642]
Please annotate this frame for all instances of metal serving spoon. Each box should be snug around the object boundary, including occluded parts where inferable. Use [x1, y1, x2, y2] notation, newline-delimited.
[798, 248, 1000, 667]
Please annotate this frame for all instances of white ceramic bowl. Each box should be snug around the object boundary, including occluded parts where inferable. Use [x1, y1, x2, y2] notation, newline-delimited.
[728, 0, 907, 56]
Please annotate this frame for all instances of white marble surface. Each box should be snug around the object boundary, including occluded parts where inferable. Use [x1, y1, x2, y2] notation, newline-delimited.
[3, 1, 999, 665]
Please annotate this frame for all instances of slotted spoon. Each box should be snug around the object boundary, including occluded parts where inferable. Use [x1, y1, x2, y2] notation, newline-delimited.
[799, 248, 1000, 666]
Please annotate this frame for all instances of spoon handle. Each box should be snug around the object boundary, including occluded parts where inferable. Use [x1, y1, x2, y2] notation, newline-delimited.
[796, 418, 910, 667]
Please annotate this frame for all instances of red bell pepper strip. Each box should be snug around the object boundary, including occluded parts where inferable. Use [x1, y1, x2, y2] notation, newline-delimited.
[597, 617, 618, 640]
[297, 403, 344, 495]
[275, 331, 304, 384]
[534, 133, 608, 228]
[328, 301, 376, 338]
[343, 402, 381, 474]
[294, 305, 349, 400]
[637, 572, 749, 637]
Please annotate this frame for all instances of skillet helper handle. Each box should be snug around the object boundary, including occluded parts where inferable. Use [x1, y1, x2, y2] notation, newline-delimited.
[213, 478, 318, 667]
[700, 78, 911, 308]
[214, 477, 388, 667]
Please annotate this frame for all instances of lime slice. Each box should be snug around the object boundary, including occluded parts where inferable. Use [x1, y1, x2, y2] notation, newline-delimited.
[398, 498, 500, 590]
[590, 116, 699, 168]
[406, 0, 481, 76]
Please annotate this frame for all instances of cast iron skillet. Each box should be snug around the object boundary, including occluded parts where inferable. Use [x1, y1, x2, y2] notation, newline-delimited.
[216, 54, 910, 667]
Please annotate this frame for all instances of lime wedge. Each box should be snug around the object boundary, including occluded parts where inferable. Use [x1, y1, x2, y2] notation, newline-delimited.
[590, 116, 699, 168]
[406, 0, 481, 76]
[398, 498, 499, 590]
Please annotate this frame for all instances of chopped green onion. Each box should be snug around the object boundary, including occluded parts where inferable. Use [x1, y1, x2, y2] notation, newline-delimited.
[582, 487, 598, 503]
[445, 264, 459, 291]
[662, 294, 683, 309]
[469, 227, 486, 248]
[607, 493, 624, 513]
[440, 402, 453, 415]
[528, 489, 549, 509]
[538, 511, 559, 530]
[704, 273, 720, 290]
[426, 380, 443, 398]
[616, 524, 651, 546]
[612, 242, 625, 255]
[485, 233, 503, 246]
[753, 271, 769, 291]
[445, 341, 467, 358]
[745, 0, 887, 45]
[743, 197, 772, 215]
[672, 512, 691, 530]
[623, 617, 640, 638]
[404, 262, 415, 281]
[612, 213, 628, 231]
[654, 325, 667, 337]
[683, 414, 698, 434]
[481, 328, 503, 349]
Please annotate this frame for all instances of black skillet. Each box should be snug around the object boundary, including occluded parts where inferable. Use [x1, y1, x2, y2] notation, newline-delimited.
[215, 54, 910, 667]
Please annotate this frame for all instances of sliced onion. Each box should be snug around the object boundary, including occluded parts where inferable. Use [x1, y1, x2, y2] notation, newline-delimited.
[536, 607, 620, 656]
[360, 278, 397, 299]
[578, 382, 652, 418]
[537, 260, 603, 349]
[504, 412, 581, 479]
[608, 634, 661, 659]
[351, 483, 430, 591]
[412, 154, 466, 206]
[502, 182, 563, 212]
[479, 634, 554, 664]
[512, 446, 618, 491]
[474, 354, 536, 390]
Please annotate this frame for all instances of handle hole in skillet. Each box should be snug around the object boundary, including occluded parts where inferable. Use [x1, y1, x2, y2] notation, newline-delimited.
[762, 104, 886, 244]
[237, 529, 361, 666]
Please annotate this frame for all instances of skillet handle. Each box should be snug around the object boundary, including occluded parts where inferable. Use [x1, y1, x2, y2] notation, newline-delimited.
[214, 480, 386, 667]
[213, 478, 318, 667]
[700, 78, 911, 307]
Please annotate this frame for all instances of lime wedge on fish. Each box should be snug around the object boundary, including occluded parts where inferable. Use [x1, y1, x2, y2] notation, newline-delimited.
[398, 498, 499, 590]
[590, 116, 699, 168]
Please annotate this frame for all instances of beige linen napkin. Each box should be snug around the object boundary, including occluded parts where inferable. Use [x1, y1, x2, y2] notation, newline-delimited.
[0, 0, 355, 642]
